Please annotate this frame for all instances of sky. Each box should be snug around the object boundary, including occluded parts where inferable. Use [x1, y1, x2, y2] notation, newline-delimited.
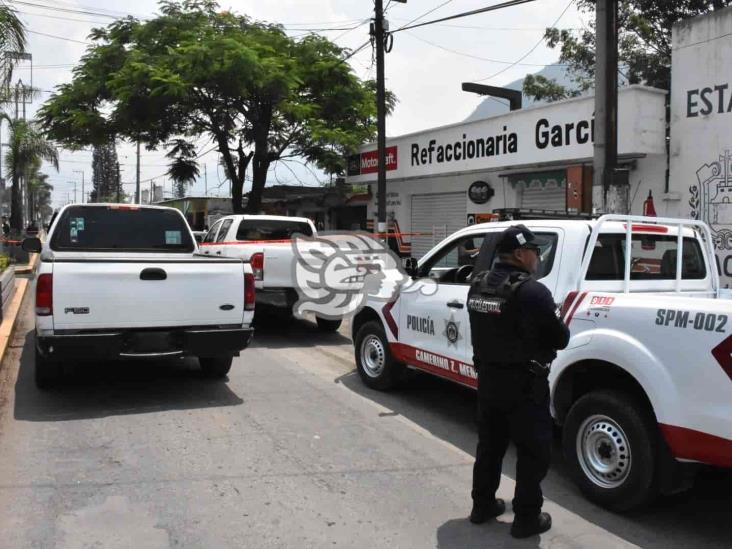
[4, 0, 586, 209]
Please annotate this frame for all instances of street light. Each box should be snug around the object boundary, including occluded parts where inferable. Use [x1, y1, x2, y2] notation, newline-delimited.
[73, 170, 85, 204]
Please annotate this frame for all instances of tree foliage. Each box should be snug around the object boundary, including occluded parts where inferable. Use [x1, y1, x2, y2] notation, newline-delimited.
[2, 116, 58, 230]
[40, 0, 387, 213]
[523, 1, 732, 101]
[91, 138, 121, 202]
[166, 139, 199, 198]
[0, 2, 27, 96]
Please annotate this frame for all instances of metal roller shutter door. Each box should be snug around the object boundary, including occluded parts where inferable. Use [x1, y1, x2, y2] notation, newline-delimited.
[411, 192, 467, 258]
[521, 185, 566, 210]
[514, 171, 567, 211]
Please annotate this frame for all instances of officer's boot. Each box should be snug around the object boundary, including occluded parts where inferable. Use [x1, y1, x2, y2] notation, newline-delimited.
[469, 498, 506, 524]
[510, 512, 552, 538]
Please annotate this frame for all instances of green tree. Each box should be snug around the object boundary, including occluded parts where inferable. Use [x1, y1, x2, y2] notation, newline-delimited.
[0, 2, 27, 95]
[166, 139, 199, 198]
[91, 138, 121, 202]
[523, 1, 732, 101]
[40, 0, 386, 214]
[3, 116, 58, 230]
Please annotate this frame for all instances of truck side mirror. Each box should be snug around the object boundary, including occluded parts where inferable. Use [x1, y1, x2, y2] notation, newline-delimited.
[22, 237, 42, 254]
[403, 257, 418, 277]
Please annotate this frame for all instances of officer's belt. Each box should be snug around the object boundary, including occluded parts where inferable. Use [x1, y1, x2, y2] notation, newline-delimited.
[482, 362, 530, 371]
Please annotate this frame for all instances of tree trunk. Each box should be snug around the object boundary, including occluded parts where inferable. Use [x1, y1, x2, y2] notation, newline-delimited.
[245, 156, 270, 214]
[10, 173, 22, 231]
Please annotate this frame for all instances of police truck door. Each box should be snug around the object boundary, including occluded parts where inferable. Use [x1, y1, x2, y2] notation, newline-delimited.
[398, 233, 490, 385]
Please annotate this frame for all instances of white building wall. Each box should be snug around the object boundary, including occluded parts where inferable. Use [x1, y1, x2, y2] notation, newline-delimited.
[669, 6, 732, 285]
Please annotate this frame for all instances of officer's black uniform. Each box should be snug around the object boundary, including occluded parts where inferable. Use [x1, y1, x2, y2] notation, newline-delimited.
[467, 225, 569, 536]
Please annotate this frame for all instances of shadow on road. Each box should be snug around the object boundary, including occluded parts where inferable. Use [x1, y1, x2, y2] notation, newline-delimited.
[14, 332, 243, 422]
[335, 368, 732, 549]
[251, 314, 351, 349]
[436, 518, 535, 549]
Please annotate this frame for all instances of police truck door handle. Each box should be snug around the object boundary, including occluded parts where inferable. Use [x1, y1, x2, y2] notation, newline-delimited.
[447, 300, 464, 309]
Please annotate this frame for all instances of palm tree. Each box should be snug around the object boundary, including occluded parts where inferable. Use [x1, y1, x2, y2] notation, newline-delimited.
[0, 3, 27, 96]
[166, 139, 200, 199]
[3, 116, 58, 230]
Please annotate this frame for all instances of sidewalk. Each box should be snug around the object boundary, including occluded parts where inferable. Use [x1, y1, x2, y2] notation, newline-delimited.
[0, 253, 36, 366]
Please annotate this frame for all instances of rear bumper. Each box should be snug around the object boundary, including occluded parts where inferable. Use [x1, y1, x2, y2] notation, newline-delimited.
[256, 288, 298, 310]
[37, 327, 253, 361]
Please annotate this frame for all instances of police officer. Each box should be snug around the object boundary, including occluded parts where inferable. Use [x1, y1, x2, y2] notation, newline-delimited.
[467, 224, 569, 539]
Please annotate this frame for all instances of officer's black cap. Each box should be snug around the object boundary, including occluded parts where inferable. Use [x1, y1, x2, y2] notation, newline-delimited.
[496, 224, 547, 254]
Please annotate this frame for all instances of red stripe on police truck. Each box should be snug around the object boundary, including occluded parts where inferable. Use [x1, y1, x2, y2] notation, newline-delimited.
[390, 343, 478, 388]
[564, 292, 588, 326]
[659, 424, 732, 468]
[711, 332, 732, 382]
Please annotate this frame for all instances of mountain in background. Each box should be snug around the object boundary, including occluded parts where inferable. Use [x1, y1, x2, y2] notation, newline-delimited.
[464, 63, 580, 121]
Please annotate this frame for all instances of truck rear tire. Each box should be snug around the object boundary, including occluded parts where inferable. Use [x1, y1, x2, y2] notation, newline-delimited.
[563, 390, 659, 512]
[316, 317, 342, 332]
[354, 321, 405, 390]
[35, 346, 61, 389]
[199, 356, 233, 378]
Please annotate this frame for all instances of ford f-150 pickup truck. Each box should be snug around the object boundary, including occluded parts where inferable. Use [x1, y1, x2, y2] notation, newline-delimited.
[199, 214, 341, 332]
[23, 204, 255, 387]
[351, 214, 732, 511]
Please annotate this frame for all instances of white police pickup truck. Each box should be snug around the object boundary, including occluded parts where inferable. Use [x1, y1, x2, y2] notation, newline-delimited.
[200, 214, 341, 332]
[24, 204, 255, 388]
[351, 214, 732, 511]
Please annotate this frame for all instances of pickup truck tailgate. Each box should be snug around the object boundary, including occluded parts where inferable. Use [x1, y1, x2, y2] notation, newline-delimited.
[261, 244, 294, 288]
[52, 259, 245, 330]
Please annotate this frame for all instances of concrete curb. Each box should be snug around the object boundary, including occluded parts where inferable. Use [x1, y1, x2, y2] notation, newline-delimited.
[0, 276, 29, 367]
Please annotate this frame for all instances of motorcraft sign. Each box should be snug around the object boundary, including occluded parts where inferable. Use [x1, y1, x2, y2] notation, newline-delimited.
[345, 87, 665, 183]
[348, 146, 398, 176]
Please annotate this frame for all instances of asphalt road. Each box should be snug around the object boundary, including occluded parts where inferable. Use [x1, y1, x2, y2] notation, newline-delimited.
[0, 290, 730, 548]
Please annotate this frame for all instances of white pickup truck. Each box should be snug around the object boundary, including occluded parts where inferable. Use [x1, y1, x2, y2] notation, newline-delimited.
[23, 204, 255, 388]
[200, 214, 341, 332]
[351, 214, 732, 511]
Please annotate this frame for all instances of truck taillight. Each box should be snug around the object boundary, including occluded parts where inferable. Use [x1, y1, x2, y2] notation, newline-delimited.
[250, 252, 264, 281]
[244, 272, 256, 311]
[36, 273, 53, 316]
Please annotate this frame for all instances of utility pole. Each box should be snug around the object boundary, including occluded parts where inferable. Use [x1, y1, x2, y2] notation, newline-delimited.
[135, 140, 141, 204]
[116, 161, 121, 203]
[204, 164, 208, 196]
[373, 0, 388, 236]
[69, 181, 77, 203]
[593, 0, 625, 213]
[73, 170, 85, 204]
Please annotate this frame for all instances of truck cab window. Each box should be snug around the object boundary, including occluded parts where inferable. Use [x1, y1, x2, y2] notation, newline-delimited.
[586, 234, 707, 280]
[216, 219, 233, 243]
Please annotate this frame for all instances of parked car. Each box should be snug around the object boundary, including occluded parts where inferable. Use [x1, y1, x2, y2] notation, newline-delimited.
[351, 214, 732, 511]
[200, 214, 341, 331]
[23, 203, 255, 387]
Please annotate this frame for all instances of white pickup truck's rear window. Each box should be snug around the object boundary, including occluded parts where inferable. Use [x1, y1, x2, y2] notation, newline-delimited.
[235, 219, 313, 241]
[586, 234, 706, 280]
[50, 206, 195, 253]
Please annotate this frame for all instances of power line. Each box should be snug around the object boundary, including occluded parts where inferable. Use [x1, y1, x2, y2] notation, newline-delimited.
[9, 1, 125, 19]
[474, 0, 575, 82]
[25, 29, 89, 44]
[393, 0, 536, 33]
[403, 30, 567, 67]
[396, 0, 456, 31]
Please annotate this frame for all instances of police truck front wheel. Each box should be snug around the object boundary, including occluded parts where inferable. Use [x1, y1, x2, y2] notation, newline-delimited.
[355, 321, 405, 390]
[563, 390, 659, 512]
